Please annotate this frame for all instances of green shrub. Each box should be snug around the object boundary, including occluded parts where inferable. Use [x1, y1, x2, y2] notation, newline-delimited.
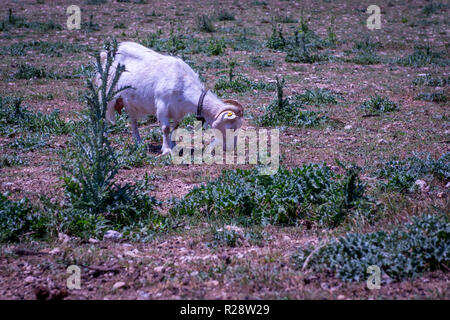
[140, 29, 189, 54]
[249, 56, 274, 68]
[116, 140, 171, 169]
[294, 88, 340, 106]
[415, 92, 447, 102]
[216, 10, 235, 21]
[294, 19, 329, 50]
[117, 142, 149, 168]
[359, 95, 398, 113]
[413, 74, 449, 86]
[15, 64, 60, 80]
[255, 77, 327, 127]
[1, 10, 62, 31]
[293, 214, 449, 281]
[214, 72, 275, 94]
[211, 225, 242, 247]
[376, 152, 449, 192]
[352, 38, 381, 52]
[347, 51, 381, 65]
[0, 41, 89, 57]
[33, 20, 62, 32]
[140, 31, 213, 55]
[82, 14, 100, 31]
[421, 2, 445, 15]
[0, 96, 70, 136]
[86, 0, 107, 4]
[285, 43, 328, 63]
[226, 34, 262, 52]
[344, 38, 381, 65]
[0, 193, 47, 242]
[196, 15, 215, 33]
[287, 22, 333, 62]
[207, 38, 226, 56]
[0, 153, 27, 168]
[114, 22, 127, 29]
[266, 25, 287, 50]
[397, 47, 448, 67]
[170, 163, 375, 227]
[267, 20, 333, 63]
[214, 76, 274, 93]
[8, 133, 49, 151]
[274, 15, 297, 24]
[61, 40, 167, 239]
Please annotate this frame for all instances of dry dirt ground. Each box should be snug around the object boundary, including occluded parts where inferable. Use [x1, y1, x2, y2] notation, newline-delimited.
[0, 0, 449, 299]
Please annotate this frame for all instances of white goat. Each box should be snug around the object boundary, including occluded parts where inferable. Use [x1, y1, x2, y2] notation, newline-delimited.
[99, 41, 243, 155]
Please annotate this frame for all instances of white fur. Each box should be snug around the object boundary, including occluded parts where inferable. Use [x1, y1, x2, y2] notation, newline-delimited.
[100, 42, 243, 155]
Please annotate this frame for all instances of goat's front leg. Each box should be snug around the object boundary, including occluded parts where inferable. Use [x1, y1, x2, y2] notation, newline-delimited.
[160, 122, 172, 156]
[130, 118, 142, 144]
[169, 121, 180, 149]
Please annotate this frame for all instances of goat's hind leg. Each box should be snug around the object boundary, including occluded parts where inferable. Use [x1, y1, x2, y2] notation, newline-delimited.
[130, 118, 142, 145]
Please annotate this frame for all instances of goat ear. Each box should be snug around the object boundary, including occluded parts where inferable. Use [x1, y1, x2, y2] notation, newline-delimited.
[223, 99, 243, 109]
[114, 97, 124, 115]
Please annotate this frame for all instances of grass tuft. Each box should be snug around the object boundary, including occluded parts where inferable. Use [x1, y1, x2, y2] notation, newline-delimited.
[293, 214, 450, 282]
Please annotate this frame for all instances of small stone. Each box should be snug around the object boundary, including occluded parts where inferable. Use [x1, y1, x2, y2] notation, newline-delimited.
[320, 282, 329, 290]
[49, 248, 61, 255]
[103, 230, 122, 241]
[337, 295, 346, 300]
[58, 233, 70, 244]
[124, 249, 140, 257]
[138, 291, 151, 300]
[207, 280, 219, 287]
[89, 238, 99, 244]
[154, 266, 165, 273]
[415, 179, 429, 192]
[445, 182, 450, 189]
[344, 125, 352, 130]
[112, 282, 126, 290]
[24, 276, 34, 283]
[378, 139, 387, 144]
[437, 192, 445, 198]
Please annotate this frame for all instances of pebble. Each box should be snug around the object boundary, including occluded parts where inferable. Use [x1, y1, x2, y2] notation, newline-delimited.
[415, 179, 429, 192]
[58, 233, 70, 244]
[103, 230, 122, 241]
[154, 266, 165, 273]
[112, 282, 126, 290]
[49, 248, 61, 255]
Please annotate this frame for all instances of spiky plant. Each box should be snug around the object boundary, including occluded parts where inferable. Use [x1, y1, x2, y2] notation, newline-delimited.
[62, 39, 130, 214]
[60, 40, 166, 238]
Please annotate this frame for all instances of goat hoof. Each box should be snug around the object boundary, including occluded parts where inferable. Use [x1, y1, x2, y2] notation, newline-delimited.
[160, 149, 172, 157]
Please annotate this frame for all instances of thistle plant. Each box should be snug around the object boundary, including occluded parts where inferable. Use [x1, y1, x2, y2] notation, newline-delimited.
[63, 40, 129, 213]
[60, 40, 166, 238]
